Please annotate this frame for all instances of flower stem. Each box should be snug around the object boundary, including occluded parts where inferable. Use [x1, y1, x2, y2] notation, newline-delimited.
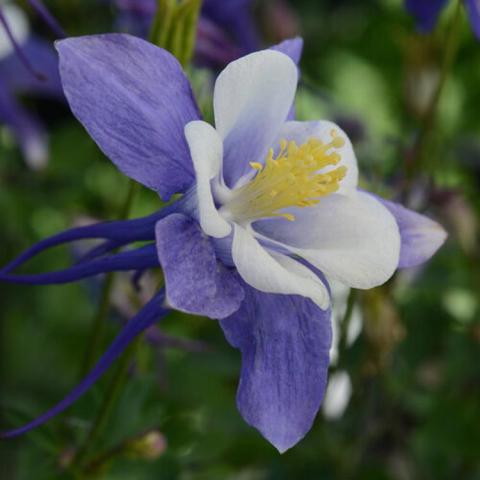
[79, 179, 139, 378]
[73, 335, 142, 472]
[81, 440, 126, 475]
[337, 288, 358, 361]
[404, 0, 463, 190]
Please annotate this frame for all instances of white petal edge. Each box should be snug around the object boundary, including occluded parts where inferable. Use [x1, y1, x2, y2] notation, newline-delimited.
[275, 120, 359, 193]
[213, 50, 298, 186]
[214, 49, 298, 138]
[323, 371, 352, 420]
[24, 133, 48, 171]
[184, 120, 231, 238]
[232, 224, 330, 309]
[253, 191, 401, 289]
[0, 3, 30, 60]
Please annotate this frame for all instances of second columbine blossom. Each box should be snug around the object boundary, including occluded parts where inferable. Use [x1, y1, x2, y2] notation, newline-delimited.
[405, 0, 480, 39]
[1, 34, 446, 452]
[0, 1, 63, 168]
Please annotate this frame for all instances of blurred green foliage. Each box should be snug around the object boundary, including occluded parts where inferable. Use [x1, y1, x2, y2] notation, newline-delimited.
[1, 0, 480, 479]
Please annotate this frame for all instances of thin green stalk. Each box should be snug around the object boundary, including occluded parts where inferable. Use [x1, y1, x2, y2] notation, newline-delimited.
[82, 440, 126, 476]
[79, 180, 139, 377]
[405, 0, 463, 187]
[150, 0, 202, 66]
[74, 336, 142, 472]
[81, 427, 160, 475]
[337, 288, 358, 362]
[74, 277, 166, 473]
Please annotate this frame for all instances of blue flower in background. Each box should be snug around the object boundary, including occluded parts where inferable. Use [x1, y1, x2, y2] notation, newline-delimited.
[0, 1, 63, 168]
[114, 0, 259, 67]
[405, 0, 480, 39]
[201, 0, 259, 52]
[0, 34, 446, 451]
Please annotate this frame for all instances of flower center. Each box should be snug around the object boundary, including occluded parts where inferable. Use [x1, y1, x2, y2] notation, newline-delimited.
[222, 130, 347, 223]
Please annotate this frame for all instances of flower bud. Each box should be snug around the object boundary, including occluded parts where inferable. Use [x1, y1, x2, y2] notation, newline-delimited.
[126, 430, 167, 460]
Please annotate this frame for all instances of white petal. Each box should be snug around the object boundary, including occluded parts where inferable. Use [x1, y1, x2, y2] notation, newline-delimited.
[254, 191, 401, 289]
[232, 224, 329, 309]
[323, 371, 352, 420]
[24, 133, 48, 170]
[275, 120, 359, 192]
[184, 120, 231, 238]
[0, 3, 29, 60]
[214, 50, 298, 187]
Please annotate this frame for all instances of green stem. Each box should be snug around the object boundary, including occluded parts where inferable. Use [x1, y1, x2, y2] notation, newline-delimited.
[337, 288, 358, 361]
[149, 0, 202, 66]
[74, 335, 142, 472]
[73, 277, 163, 474]
[82, 442, 126, 476]
[79, 179, 139, 378]
[405, 0, 463, 187]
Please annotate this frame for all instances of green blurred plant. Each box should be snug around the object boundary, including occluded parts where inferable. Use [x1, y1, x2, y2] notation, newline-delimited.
[150, 0, 203, 66]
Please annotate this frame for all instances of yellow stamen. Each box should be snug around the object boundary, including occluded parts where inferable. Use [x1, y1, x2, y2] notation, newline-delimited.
[249, 162, 263, 170]
[224, 131, 348, 223]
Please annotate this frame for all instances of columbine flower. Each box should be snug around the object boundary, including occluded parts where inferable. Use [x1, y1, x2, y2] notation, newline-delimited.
[405, 0, 480, 39]
[0, 0, 63, 168]
[0, 34, 446, 452]
[114, 0, 259, 67]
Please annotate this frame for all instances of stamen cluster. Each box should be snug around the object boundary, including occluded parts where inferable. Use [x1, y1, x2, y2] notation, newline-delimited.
[225, 131, 347, 223]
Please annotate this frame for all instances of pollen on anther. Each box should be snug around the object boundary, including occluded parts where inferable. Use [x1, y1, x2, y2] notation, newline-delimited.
[249, 162, 263, 170]
[225, 130, 348, 223]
